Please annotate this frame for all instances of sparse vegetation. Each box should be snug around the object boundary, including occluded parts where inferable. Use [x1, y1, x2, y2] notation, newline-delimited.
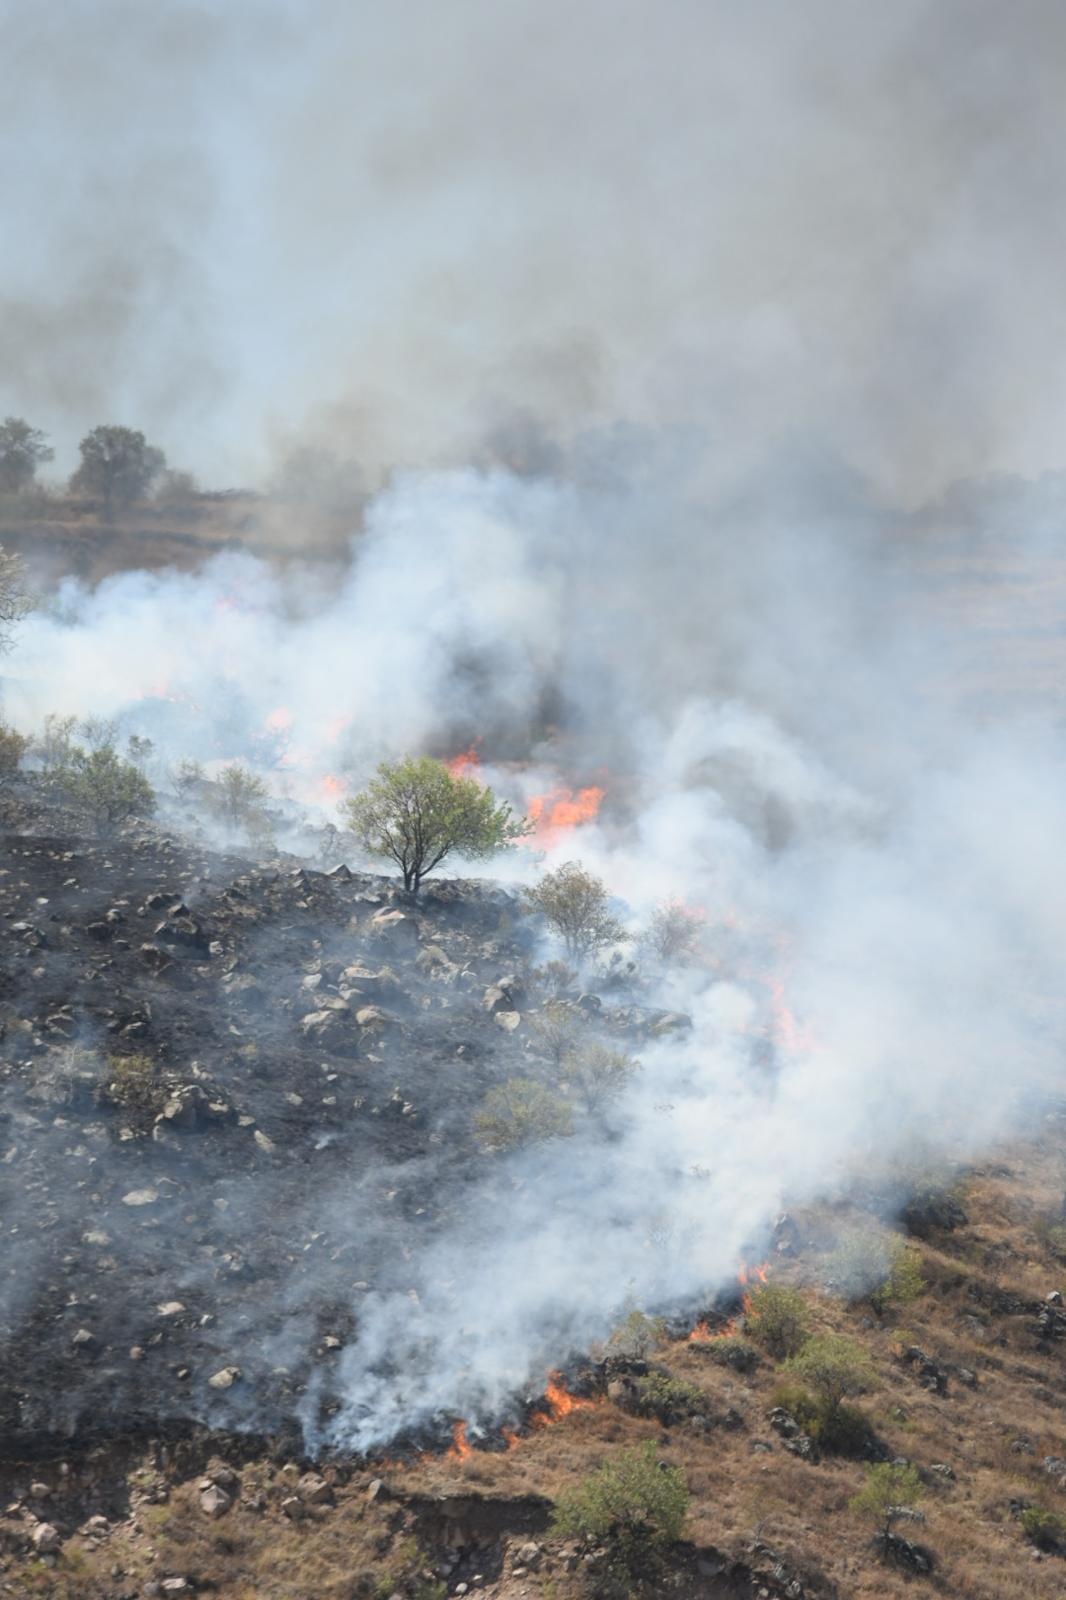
[525, 860, 626, 961]
[640, 898, 704, 964]
[827, 1226, 925, 1313]
[210, 763, 270, 832]
[631, 1369, 709, 1425]
[343, 754, 530, 895]
[744, 1282, 811, 1359]
[850, 1461, 925, 1541]
[103, 1053, 168, 1130]
[0, 721, 29, 785]
[705, 1335, 760, 1373]
[552, 1440, 689, 1571]
[474, 1077, 573, 1150]
[607, 1304, 666, 1358]
[1021, 1507, 1066, 1553]
[562, 1039, 639, 1114]
[527, 997, 589, 1066]
[64, 745, 156, 832]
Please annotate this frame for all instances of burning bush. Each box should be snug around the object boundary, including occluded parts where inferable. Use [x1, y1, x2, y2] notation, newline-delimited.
[744, 1283, 811, 1359]
[524, 860, 626, 962]
[343, 754, 530, 895]
[474, 1076, 573, 1150]
[551, 1440, 689, 1571]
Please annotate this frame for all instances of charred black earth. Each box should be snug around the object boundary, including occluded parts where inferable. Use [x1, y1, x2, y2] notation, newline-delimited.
[0, 777, 685, 1465]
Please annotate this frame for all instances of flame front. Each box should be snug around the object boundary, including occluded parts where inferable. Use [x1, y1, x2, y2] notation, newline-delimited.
[445, 1419, 472, 1460]
[527, 785, 605, 846]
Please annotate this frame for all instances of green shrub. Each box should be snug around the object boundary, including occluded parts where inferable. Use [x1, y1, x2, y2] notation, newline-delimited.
[474, 1077, 573, 1151]
[631, 1371, 708, 1425]
[552, 1441, 688, 1569]
[1021, 1508, 1066, 1551]
[65, 746, 156, 833]
[850, 1462, 924, 1538]
[705, 1336, 760, 1374]
[771, 1378, 873, 1454]
[786, 1335, 875, 1435]
[527, 998, 588, 1066]
[745, 1283, 811, 1359]
[525, 861, 626, 962]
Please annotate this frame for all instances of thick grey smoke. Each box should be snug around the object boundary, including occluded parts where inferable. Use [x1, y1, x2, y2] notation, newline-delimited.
[6, 1, 1066, 493]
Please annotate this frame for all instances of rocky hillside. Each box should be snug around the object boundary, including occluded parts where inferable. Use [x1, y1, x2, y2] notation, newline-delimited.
[2, 774, 1066, 1599]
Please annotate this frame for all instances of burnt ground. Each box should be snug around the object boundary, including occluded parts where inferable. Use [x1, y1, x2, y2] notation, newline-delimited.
[0, 775, 686, 1463]
[5, 776, 1066, 1598]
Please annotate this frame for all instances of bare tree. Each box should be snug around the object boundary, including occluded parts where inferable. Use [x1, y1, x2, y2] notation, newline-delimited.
[0, 546, 30, 653]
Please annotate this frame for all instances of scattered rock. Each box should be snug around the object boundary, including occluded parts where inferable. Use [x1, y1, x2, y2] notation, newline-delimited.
[31, 1522, 61, 1554]
[199, 1484, 232, 1518]
[208, 1365, 241, 1390]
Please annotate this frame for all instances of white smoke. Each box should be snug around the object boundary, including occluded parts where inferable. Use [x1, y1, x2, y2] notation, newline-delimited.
[5, 449, 1065, 1449]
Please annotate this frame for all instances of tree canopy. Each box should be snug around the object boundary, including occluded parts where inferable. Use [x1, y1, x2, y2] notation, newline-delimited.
[0, 546, 30, 653]
[0, 417, 53, 493]
[342, 754, 530, 894]
[70, 425, 166, 516]
[525, 860, 626, 960]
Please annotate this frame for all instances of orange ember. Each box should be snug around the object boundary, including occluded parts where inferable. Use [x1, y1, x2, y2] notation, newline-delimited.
[688, 1317, 737, 1343]
[319, 773, 346, 799]
[737, 1261, 769, 1288]
[527, 785, 605, 846]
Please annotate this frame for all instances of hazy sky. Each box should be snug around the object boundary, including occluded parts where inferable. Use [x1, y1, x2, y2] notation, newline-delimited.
[5, 0, 1066, 496]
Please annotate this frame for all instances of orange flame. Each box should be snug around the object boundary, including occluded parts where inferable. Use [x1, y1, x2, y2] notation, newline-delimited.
[688, 1263, 769, 1343]
[737, 1261, 769, 1288]
[527, 785, 605, 846]
[444, 1419, 472, 1461]
[320, 773, 346, 799]
[532, 1372, 600, 1427]
[446, 742, 482, 777]
[688, 1316, 737, 1343]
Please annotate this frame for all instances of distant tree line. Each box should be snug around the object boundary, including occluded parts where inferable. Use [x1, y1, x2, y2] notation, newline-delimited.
[0, 417, 194, 519]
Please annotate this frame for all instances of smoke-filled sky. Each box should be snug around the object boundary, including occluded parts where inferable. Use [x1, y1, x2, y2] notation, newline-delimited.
[6, 0, 1066, 496]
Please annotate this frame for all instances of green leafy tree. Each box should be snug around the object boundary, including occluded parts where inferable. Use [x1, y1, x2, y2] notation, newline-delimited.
[65, 746, 156, 833]
[210, 762, 270, 832]
[786, 1335, 874, 1429]
[0, 545, 30, 653]
[607, 1301, 667, 1359]
[563, 1040, 639, 1114]
[850, 1462, 924, 1545]
[474, 1077, 573, 1151]
[70, 425, 166, 517]
[525, 861, 626, 961]
[0, 417, 53, 493]
[744, 1283, 810, 1360]
[552, 1441, 689, 1570]
[343, 754, 530, 895]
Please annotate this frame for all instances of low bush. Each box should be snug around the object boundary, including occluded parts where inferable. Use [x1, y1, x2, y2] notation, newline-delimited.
[1021, 1507, 1066, 1552]
[705, 1336, 760, 1374]
[103, 1053, 168, 1131]
[607, 1305, 667, 1359]
[745, 1283, 811, 1359]
[0, 721, 28, 785]
[474, 1077, 573, 1151]
[552, 1440, 688, 1571]
[851, 1462, 925, 1540]
[631, 1370, 709, 1425]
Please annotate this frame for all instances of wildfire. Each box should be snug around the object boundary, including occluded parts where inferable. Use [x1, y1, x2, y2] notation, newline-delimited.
[444, 1419, 472, 1461]
[688, 1316, 736, 1343]
[446, 742, 482, 777]
[737, 1261, 769, 1288]
[689, 1262, 769, 1342]
[532, 1372, 600, 1426]
[319, 773, 347, 799]
[527, 785, 605, 846]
